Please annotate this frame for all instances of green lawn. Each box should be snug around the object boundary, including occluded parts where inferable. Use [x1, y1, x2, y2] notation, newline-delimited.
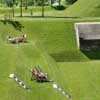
[0, 18, 100, 100]
[58, 61, 100, 100]
[66, 0, 100, 17]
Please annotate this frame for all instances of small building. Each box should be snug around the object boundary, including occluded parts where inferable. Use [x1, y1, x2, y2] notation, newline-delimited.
[75, 22, 100, 50]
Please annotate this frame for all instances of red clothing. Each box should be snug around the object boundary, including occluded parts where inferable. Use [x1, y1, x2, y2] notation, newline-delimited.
[36, 73, 45, 78]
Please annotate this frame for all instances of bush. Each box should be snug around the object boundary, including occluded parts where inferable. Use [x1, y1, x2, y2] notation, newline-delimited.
[66, 0, 77, 4]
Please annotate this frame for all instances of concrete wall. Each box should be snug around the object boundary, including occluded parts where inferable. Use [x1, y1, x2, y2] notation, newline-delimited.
[74, 22, 100, 48]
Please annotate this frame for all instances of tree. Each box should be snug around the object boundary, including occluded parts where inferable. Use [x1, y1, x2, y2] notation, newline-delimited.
[25, 0, 28, 10]
[1, 0, 3, 7]
[50, 0, 53, 6]
[20, 0, 23, 16]
[58, 0, 61, 7]
[6, 0, 15, 18]
[42, 0, 44, 17]
[12, 0, 15, 17]
[6, 0, 14, 7]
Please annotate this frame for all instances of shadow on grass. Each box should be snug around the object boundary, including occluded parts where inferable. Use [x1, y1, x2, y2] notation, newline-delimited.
[50, 50, 100, 62]
[53, 5, 66, 10]
[50, 50, 88, 62]
[16, 16, 79, 19]
[0, 20, 24, 31]
[81, 50, 100, 60]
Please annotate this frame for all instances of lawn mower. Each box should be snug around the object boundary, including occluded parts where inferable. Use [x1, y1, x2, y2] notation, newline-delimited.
[30, 66, 53, 82]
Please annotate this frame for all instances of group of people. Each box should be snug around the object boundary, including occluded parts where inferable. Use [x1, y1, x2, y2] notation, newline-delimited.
[31, 66, 50, 82]
[7, 34, 27, 44]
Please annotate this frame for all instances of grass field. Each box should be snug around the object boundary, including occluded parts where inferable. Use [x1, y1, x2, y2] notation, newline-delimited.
[0, 18, 100, 100]
[66, 0, 100, 17]
[58, 61, 100, 100]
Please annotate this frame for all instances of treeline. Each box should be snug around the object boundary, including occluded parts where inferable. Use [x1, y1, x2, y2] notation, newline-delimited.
[4, 0, 77, 7]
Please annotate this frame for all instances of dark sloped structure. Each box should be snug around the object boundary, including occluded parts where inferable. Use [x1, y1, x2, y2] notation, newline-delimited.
[75, 22, 100, 50]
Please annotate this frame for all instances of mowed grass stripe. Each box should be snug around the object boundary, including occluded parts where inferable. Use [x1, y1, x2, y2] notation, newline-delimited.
[58, 62, 100, 100]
